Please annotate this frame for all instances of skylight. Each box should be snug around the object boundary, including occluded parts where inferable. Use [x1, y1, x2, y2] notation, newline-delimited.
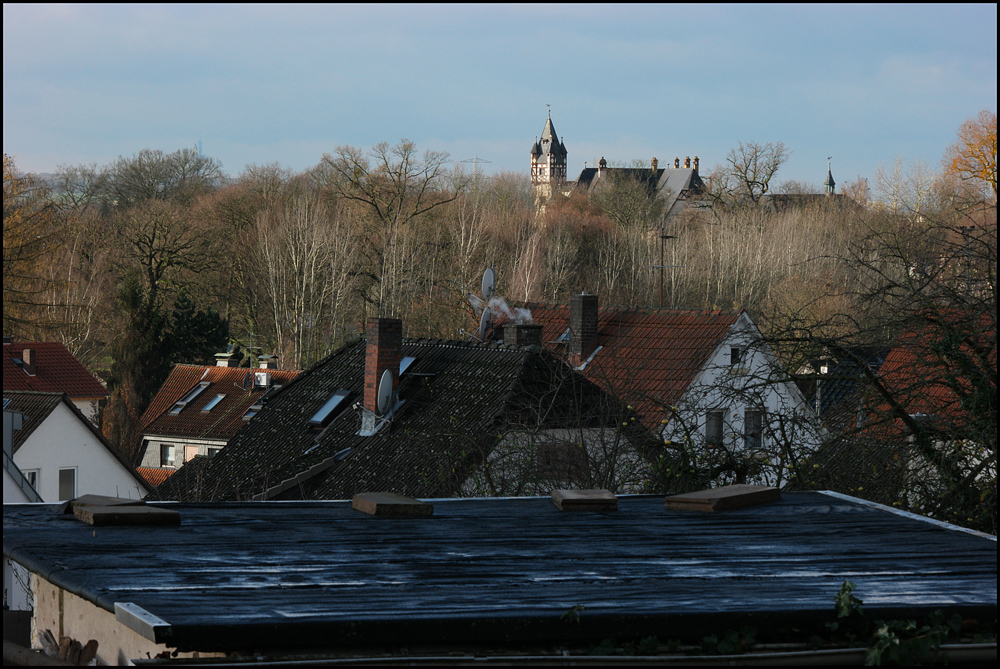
[168, 382, 211, 416]
[201, 394, 226, 413]
[308, 389, 351, 428]
[399, 356, 417, 375]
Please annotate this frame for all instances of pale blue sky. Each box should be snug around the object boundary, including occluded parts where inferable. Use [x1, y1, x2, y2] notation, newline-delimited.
[4, 4, 996, 188]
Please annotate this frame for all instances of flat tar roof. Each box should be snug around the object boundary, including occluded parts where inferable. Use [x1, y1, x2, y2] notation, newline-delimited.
[3, 492, 995, 652]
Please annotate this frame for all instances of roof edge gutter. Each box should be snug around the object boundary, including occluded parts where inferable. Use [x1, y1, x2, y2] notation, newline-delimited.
[115, 602, 172, 644]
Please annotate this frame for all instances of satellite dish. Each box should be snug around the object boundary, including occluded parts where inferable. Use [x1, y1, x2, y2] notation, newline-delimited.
[477, 307, 493, 341]
[376, 368, 393, 416]
[481, 268, 496, 302]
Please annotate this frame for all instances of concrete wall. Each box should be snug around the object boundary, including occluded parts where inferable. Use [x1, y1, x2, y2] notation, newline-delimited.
[31, 574, 221, 664]
[13, 401, 147, 502]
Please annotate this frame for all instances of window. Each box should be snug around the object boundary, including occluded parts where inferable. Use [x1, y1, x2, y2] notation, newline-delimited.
[201, 394, 226, 412]
[160, 444, 176, 467]
[169, 382, 211, 416]
[58, 468, 76, 501]
[706, 411, 724, 446]
[745, 410, 764, 451]
[24, 470, 38, 490]
[308, 389, 351, 428]
[730, 346, 742, 366]
[208, 447, 222, 458]
[399, 356, 417, 375]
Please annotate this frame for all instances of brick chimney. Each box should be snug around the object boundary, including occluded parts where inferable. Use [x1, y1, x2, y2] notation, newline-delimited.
[693, 156, 700, 174]
[684, 156, 691, 168]
[22, 349, 36, 376]
[569, 293, 599, 365]
[502, 323, 543, 348]
[365, 318, 402, 415]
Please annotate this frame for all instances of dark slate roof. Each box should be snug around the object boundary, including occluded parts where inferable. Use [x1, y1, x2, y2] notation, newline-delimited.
[149, 338, 620, 502]
[3, 492, 994, 653]
[500, 304, 742, 430]
[2, 341, 108, 398]
[538, 114, 566, 156]
[137, 365, 301, 443]
[574, 166, 706, 222]
[2, 390, 62, 453]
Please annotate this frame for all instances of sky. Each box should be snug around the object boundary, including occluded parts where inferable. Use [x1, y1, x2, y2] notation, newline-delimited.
[3, 4, 997, 189]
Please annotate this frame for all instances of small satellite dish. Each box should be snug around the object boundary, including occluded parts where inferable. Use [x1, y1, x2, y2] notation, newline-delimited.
[376, 368, 393, 416]
[477, 307, 493, 341]
[482, 268, 496, 302]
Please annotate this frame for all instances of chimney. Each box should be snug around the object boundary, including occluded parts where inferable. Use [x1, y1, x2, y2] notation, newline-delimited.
[502, 323, 543, 348]
[215, 350, 235, 367]
[569, 293, 599, 365]
[651, 157, 658, 171]
[365, 318, 402, 415]
[684, 156, 691, 169]
[258, 354, 278, 370]
[22, 349, 36, 376]
[674, 157, 680, 168]
[693, 156, 699, 174]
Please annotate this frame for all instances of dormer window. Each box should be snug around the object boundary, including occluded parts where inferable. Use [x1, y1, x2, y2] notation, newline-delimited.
[168, 382, 210, 416]
[308, 389, 351, 428]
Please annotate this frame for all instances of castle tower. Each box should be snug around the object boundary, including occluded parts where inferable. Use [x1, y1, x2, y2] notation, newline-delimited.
[530, 111, 567, 202]
[824, 159, 836, 195]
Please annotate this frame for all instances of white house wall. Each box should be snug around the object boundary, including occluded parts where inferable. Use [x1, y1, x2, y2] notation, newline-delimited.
[662, 313, 823, 486]
[13, 401, 147, 502]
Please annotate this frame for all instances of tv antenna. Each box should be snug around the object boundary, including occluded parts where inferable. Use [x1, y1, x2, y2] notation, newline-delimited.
[651, 231, 684, 308]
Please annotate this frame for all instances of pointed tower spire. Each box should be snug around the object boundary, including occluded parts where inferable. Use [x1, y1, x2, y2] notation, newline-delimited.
[824, 157, 836, 195]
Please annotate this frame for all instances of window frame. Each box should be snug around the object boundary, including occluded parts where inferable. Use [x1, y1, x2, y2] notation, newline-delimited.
[58, 467, 77, 501]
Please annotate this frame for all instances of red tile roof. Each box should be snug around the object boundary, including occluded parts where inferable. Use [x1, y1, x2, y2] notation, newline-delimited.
[3, 341, 108, 399]
[136, 467, 177, 488]
[138, 365, 301, 443]
[873, 316, 995, 438]
[502, 303, 741, 429]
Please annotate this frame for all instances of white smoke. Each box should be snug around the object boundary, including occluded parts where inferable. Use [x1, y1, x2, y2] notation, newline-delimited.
[488, 297, 532, 325]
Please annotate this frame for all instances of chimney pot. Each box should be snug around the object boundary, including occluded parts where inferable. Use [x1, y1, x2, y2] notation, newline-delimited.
[651, 157, 658, 171]
[684, 156, 691, 168]
[674, 157, 680, 168]
[22, 348, 36, 376]
[569, 293, 599, 365]
[693, 156, 699, 173]
[502, 323, 543, 348]
[365, 318, 402, 414]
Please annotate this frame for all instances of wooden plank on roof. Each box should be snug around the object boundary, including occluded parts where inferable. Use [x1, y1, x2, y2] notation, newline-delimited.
[73, 505, 180, 526]
[551, 488, 618, 511]
[352, 492, 433, 517]
[664, 484, 779, 512]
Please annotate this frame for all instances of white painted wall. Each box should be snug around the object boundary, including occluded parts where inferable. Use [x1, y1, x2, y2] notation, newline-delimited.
[4, 465, 33, 503]
[12, 401, 148, 502]
[662, 313, 824, 486]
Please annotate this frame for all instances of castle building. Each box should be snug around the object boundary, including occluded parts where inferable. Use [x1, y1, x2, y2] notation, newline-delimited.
[530, 112, 709, 224]
[529, 111, 568, 203]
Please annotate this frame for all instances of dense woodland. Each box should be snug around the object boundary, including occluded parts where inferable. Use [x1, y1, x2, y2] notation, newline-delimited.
[3, 110, 996, 531]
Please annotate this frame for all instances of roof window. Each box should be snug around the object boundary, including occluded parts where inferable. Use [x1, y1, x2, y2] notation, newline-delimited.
[308, 389, 351, 428]
[201, 394, 226, 413]
[168, 382, 210, 416]
[242, 384, 281, 421]
[399, 356, 417, 375]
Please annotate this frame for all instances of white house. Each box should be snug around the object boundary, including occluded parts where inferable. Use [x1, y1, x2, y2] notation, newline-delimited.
[505, 295, 823, 487]
[3, 390, 148, 611]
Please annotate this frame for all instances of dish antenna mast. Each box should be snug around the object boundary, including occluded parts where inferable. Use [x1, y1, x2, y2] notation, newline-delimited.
[462, 268, 497, 342]
[376, 369, 393, 416]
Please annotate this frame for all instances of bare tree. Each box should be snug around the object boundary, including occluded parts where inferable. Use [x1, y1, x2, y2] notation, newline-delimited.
[317, 140, 456, 316]
[710, 141, 789, 205]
